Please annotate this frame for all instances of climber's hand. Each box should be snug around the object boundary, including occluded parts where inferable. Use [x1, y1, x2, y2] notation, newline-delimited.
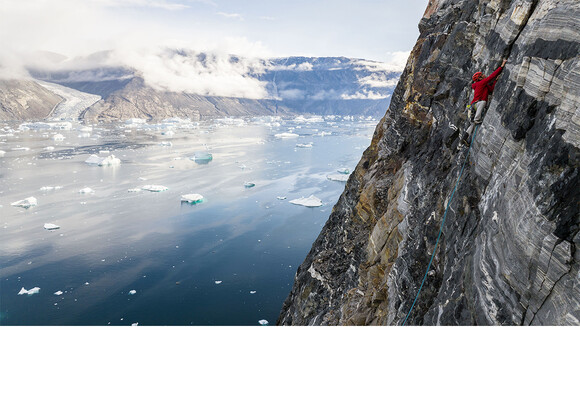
[501, 59, 507, 67]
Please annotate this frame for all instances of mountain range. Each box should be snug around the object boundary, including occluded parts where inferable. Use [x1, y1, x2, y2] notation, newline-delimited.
[0, 52, 402, 122]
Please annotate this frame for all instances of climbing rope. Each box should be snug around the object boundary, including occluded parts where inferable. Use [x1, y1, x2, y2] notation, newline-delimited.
[401, 124, 480, 326]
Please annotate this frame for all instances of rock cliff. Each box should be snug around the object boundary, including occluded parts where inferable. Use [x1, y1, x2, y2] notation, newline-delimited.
[0, 80, 62, 121]
[278, 0, 580, 325]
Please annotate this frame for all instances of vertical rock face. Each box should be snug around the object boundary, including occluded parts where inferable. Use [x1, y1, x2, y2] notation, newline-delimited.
[0, 80, 62, 121]
[278, 0, 580, 325]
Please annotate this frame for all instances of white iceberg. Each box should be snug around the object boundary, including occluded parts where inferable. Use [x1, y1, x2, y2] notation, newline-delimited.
[129, 290, 137, 295]
[99, 150, 110, 155]
[277, 196, 287, 200]
[44, 223, 60, 230]
[45, 146, 55, 151]
[52, 134, 65, 141]
[40, 186, 62, 191]
[296, 143, 313, 148]
[142, 185, 168, 192]
[0, 150, 5, 157]
[275, 132, 299, 138]
[84, 154, 121, 166]
[159, 141, 173, 146]
[18, 287, 40, 295]
[54, 290, 63, 296]
[327, 174, 349, 182]
[131, 323, 139, 326]
[128, 188, 142, 192]
[244, 182, 255, 188]
[12, 146, 30, 151]
[79, 187, 94, 194]
[337, 168, 350, 174]
[181, 194, 204, 204]
[11, 196, 37, 209]
[258, 319, 269, 325]
[215, 281, 222, 284]
[190, 151, 213, 164]
[289, 195, 323, 207]
[250, 291, 257, 294]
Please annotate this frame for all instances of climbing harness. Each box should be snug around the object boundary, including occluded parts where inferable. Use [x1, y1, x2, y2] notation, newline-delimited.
[401, 124, 480, 326]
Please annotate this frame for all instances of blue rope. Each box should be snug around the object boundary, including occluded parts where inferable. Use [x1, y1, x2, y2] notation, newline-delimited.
[401, 124, 480, 326]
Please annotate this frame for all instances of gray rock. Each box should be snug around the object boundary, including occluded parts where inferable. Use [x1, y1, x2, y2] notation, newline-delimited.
[278, 0, 580, 326]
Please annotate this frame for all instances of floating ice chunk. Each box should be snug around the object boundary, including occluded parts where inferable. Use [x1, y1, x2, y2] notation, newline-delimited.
[250, 291, 257, 294]
[0, 150, 5, 157]
[131, 323, 139, 326]
[159, 141, 173, 146]
[277, 196, 287, 200]
[78, 132, 91, 138]
[181, 194, 204, 204]
[326, 174, 349, 182]
[190, 151, 213, 164]
[258, 319, 269, 326]
[54, 290, 63, 296]
[45, 146, 55, 151]
[215, 281, 222, 284]
[44, 223, 60, 230]
[289, 195, 323, 207]
[275, 132, 299, 138]
[162, 130, 175, 136]
[52, 133, 65, 141]
[79, 187, 94, 194]
[84, 154, 121, 166]
[138, 177, 148, 181]
[12, 146, 30, 151]
[40, 186, 62, 191]
[11, 196, 37, 209]
[142, 185, 168, 192]
[129, 290, 137, 295]
[18, 287, 40, 295]
[100, 155, 120, 166]
[337, 168, 350, 174]
[99, 150, 110, 155]
[128, 188, 142, 192]
[244, 182, 255, 188]
[296, 143, 313, 148]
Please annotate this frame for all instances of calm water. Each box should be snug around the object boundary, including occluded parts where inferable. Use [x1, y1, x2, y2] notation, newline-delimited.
[0, 115, 375, 325]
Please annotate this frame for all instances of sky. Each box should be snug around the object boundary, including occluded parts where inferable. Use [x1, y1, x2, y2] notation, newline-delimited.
[0, 0, 427, 63]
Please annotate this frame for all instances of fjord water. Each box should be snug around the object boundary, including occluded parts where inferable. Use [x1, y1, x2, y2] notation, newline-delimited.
[0, 116, 375, 325]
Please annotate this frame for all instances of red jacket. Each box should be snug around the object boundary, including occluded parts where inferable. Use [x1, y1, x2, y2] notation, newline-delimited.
[471, 66, 503, 104]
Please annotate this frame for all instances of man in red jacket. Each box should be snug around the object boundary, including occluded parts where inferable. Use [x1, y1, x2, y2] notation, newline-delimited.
[463, 59, 507, 143]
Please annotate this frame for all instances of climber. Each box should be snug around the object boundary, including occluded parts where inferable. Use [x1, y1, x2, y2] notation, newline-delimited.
[462, 58, 507, 143]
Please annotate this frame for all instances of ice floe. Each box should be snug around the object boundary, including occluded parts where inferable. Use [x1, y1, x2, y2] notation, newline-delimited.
[142, 185, 168, 192]
[244, 182, 255, 188]
[128, 188, 142, 192]
[296, 143, 313, 148]
[159, 141, 173, 146]
[40, 186, 63, 191]
[131, 322, 139, 326]
[129, 290, 137, 295]
[289, 195, 323, 207]
[275, 132, 299, 138]
[277, 196, 287, 200]
[0, 150, 5, 157]
[215, 281, 222, 284]
[44, 223, 60, 230]
[326, 174, 349, 182]
[181, 194, 204, 204]
[79, 187, 94, 194]
[85, 154, 121, 166]
[52, 134, 65, 141]
[250, 291, 257, 294]
[337, 168, 350, 174]
[190, 151, 213, 164]
[54, 290, 63, 296]
[11, 196, 37, 209]
[18, 287, 40, 295]
[258, 319, 269, 325]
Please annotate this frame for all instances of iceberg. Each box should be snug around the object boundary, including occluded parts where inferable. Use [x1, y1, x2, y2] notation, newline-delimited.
[277, 196, 287, 200]
[275, 132, 299, 138]
[44, 223, 60, 230]
[258, 319, 269, 326]
[45, 146, 55, 151]
[0, 150, 5, 157]
[79, 187, 94, 194]
[40, 186, 63, 191]
[54, 291, 63, 296]
[337, 168, 350, 174]
[327, 174, 349, 182]
[84, 154, 121, 166]
[11, 196, 37, 209]
[190, 151, 213, 164]
[18, 287, 40, 295]
[289, 195, 323, 207]
[128, 188, 142, 192]
[131, 323, 139, 326]
[244, 182, 255, 188]
[181, 194, 204, 204]
[159, 141, 173, 147]
[142, 185, 168, 192]
[215, 281, 222, 284]
[52, 134, 65, 141]
[129, 290, 137, 295]
[250, 291, 257, 294]
[295, 143, 313, 148]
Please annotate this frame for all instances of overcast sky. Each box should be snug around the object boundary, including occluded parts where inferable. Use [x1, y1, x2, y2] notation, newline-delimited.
[0, 0, 427, 63]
